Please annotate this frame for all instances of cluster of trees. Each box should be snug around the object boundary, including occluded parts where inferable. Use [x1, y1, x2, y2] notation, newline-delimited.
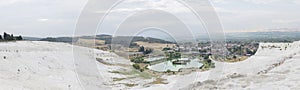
[161, 46, 181, 60]
[132, 63, 147, 72]
[0, 32, 22, 41]
[200, 59, 215, 69]
[246, 48, 256, 55]
[40, 37, 73, 43]
[138, 46, 153, 55]
[162, 47, 172, 51]
[165, 51, 181, 60]
[228, 46, 257, 56]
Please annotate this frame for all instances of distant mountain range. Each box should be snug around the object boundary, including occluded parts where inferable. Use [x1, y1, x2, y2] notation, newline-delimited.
[225, 31, 300, 42]
[22, 37, 42, 41]
[24, 34, 174, 45]
[23, 31, 300, 43]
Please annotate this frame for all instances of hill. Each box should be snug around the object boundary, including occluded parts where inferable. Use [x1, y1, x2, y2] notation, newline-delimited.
[38, 34, 174, 45]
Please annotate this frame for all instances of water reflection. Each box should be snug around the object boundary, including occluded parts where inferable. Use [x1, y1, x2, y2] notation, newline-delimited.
[148, 59, 203, 72]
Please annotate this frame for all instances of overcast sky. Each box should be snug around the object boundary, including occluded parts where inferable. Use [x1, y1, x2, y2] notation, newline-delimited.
[0, 0, 300, 37]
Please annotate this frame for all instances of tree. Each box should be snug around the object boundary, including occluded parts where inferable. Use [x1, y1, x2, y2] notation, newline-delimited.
[204, 55, 209, 59]
[144, 48, 153, 54]
[0, 35, 2, 40]
[4, 32, 11, 40]
[174, 52, 181, 59]
[11, 34, 14, 40]
[138, 46, 145, 52]
[15, 35, 23, 40]
[233, 55, 237, 59]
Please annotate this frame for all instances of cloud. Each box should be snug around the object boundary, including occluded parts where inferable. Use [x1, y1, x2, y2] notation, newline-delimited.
[1, 0, 300, 37]
[94, 0, 203, 14]
[36, 18, 49, 22]
[211, 0, 300, 32]
[98, 0, 206, 36]
[0, 0, 87, 37]
[292, 0, 300, 5]
[272, 19, 300, 24]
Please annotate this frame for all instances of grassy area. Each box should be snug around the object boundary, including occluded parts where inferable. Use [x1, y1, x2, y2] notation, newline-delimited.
[132, 69, 154, 79]
[112, 78, 126, 82]
[122, 83, 138, 87]
[149, 78, 168, 84]
[109, 69, 154, 79]
[225, 56, 248, 62]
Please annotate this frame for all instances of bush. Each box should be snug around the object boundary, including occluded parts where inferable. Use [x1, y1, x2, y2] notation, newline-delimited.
[140, 68, 144, 72]
[204, 55, 209, 59]
[133, 64, 140, 70]
[162, 47, 171, 51]
[130, 56, 144, 63]
[144, 65, 148, 69]
[166, 69, 171, 73]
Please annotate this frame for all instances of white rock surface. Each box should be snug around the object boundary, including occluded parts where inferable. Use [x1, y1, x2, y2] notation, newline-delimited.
[0, 41, 130, 90]
[1, 41, 300, 90]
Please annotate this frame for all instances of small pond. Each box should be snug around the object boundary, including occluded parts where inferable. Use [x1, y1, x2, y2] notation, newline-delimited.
[148, 59, 203, 72]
